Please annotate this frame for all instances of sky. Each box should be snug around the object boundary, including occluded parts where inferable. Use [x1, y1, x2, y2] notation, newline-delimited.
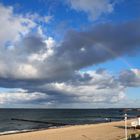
[0, 0, 140, 108]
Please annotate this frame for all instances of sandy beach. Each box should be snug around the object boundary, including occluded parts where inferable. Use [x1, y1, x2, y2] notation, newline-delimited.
[0, 119, 139, 140]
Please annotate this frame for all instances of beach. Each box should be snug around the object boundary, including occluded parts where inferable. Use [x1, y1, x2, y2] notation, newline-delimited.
[0, 119, 139, 140]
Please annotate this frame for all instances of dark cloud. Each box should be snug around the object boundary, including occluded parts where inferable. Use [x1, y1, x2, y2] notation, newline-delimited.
[1, 19, 140, 82]
[119, 69, 140, 87]
[1, 16, 140, 106]
[53, 19, 140, 71]
[18, 35, 46, 54]
[26, 19, 140, 83]
[0, 68, 140, 106]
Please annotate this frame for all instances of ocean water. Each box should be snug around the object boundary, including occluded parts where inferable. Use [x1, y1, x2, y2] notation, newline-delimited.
[0, 109, 139, 135]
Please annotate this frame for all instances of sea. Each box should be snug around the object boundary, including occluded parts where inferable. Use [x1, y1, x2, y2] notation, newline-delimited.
[0, 108, 139, 135]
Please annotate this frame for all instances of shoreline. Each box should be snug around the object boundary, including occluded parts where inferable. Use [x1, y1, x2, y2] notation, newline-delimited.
[0, 119, 124, 136]
[0, 119, 140, 140]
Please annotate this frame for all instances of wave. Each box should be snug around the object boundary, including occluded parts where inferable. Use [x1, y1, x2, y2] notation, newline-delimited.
[0, 126, 69, 136]
[0, 129, 37, 135]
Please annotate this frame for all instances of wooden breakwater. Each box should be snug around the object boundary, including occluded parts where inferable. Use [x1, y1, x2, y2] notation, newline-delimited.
[11, 118, 68, 126]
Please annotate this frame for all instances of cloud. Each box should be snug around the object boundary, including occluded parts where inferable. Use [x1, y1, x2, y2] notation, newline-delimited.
[48, 19, 140, 80]
[27, 13, 52, 24]
[0, 4, 53, 80]
[0, 4, 140, 107]
[67, 0, 119, 20]
[119, 69, 140, 87]
[42, 70, 125, 104]
[0, 68, 140, 107]
[1, 5, 140, 81]
[0, 4, 36, 46]
[0, 70, 125, 106]
[0, 3, 51, 46]
[0, 89, 48, 105]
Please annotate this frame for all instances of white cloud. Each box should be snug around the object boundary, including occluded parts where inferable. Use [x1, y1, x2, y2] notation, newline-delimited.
[0, 15, 140, 81]
[131, 69, 140, 79]
[0, 3, 140, 107]
[0, 4, 52, 47]
[0, 89, 48, 105]
[27, 13, 52, 24]
[0, 4, 55, 80]
[28, 37, 55, 62]
[67, 0, 116, 20]
[43, 70, 125, 104]
[17, 64, 38, 79]
[0, 69, 140, 107]
[0, 4, 36, 46]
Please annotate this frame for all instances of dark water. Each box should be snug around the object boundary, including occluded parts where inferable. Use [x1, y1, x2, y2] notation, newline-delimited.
[0, 109, 139, 134]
